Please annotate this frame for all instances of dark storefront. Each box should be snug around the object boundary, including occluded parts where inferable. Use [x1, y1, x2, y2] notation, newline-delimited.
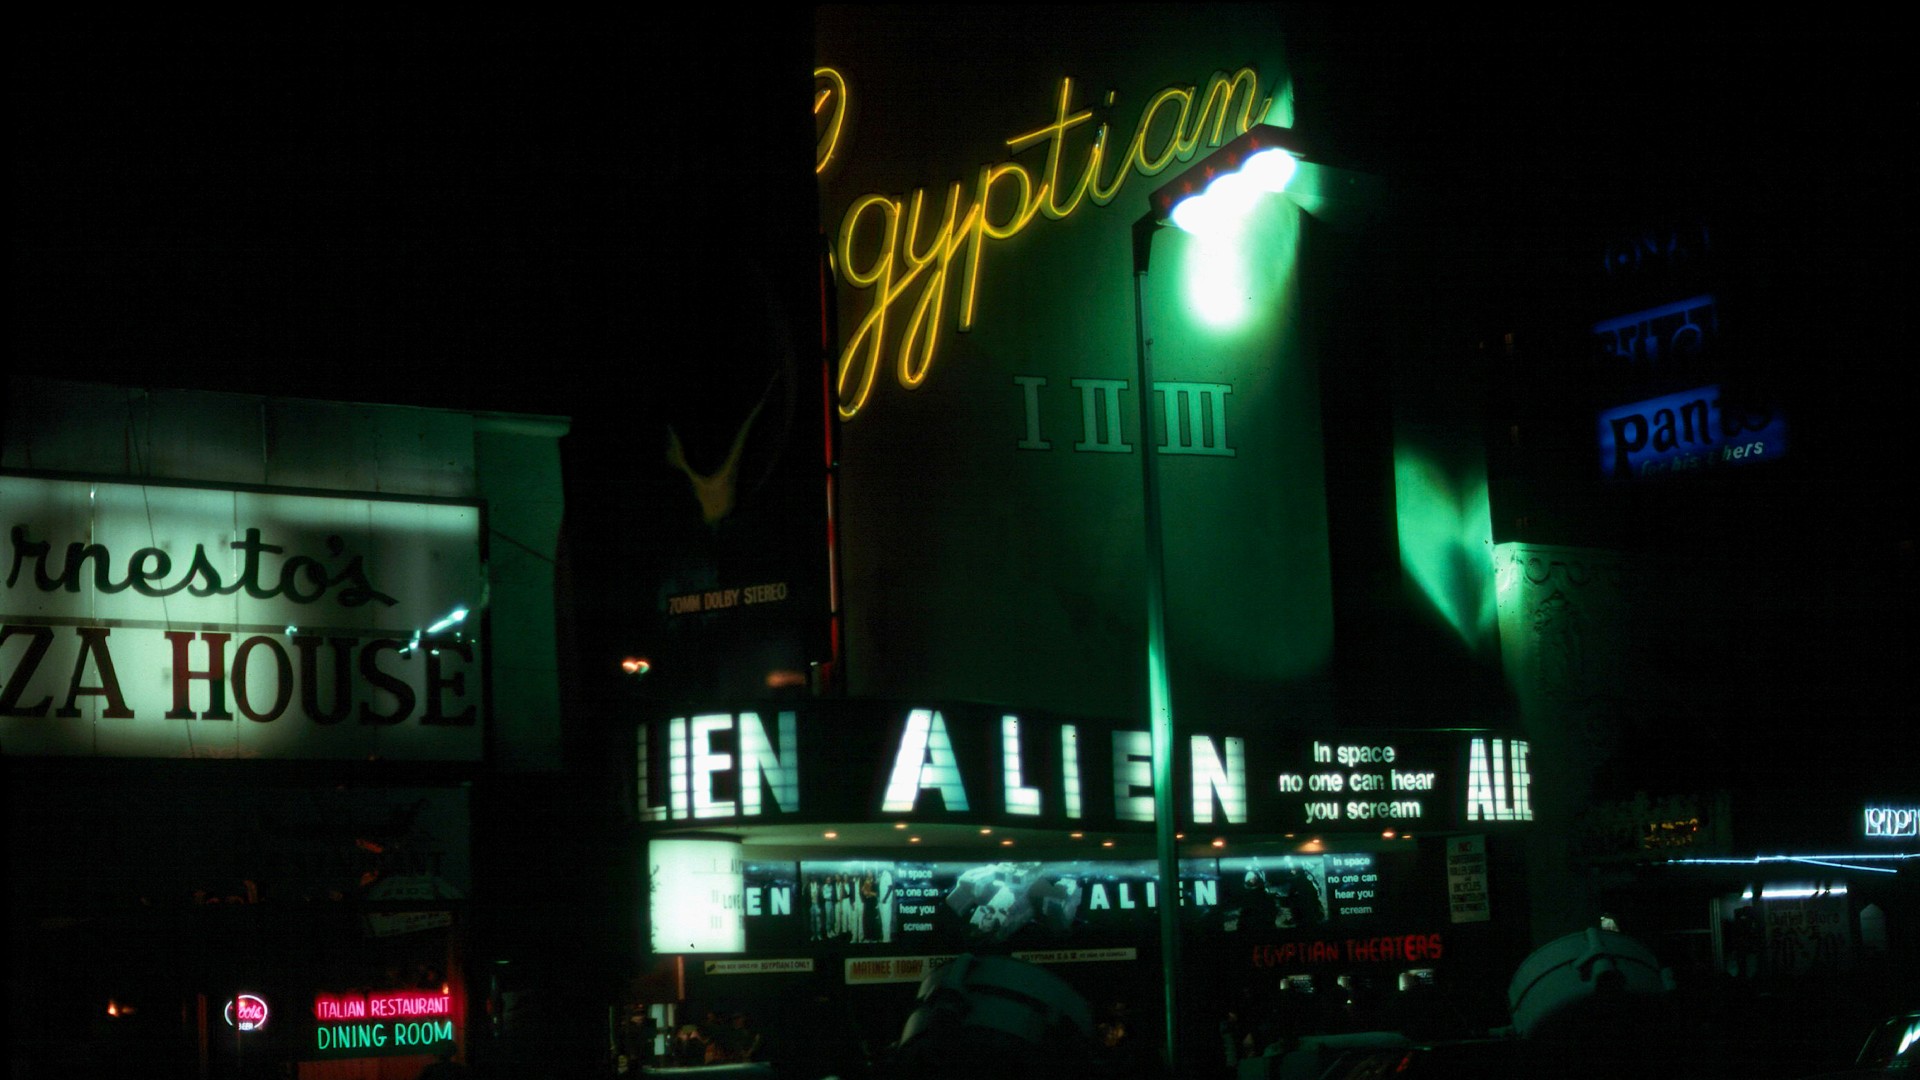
[3, 382, 568, 1078]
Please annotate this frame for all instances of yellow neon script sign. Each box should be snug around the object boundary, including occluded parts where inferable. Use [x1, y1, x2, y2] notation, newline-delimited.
[819, 65, 1272, 420]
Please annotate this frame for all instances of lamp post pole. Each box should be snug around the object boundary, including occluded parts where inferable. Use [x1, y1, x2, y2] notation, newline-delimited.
[1130, 215, 1183, 1073]
[1126, 123, 1371, 1074]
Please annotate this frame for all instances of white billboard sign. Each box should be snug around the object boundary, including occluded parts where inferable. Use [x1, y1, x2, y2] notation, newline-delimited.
[650, 838, 746, 954]
[1, 475, 484, 759]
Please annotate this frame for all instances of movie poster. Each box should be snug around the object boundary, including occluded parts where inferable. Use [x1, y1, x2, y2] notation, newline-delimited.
[744, 859, 1218, 953]
[1216, 850, 1415, 934]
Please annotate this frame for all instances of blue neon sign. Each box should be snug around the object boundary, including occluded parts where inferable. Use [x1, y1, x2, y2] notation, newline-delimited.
[1596, 384, 1786, 481]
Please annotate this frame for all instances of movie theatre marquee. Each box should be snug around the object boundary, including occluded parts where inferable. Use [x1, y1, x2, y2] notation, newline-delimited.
[637, 701, 1534, 835]
[0, 474, 485, 760]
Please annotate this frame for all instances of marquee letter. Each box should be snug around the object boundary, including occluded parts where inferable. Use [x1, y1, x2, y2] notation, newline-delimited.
[882, 708, 969, 813]
[737, 710, 799, 815]
[1113, 730, 1153, 822]
[1190, 734, 1245, 823]
[690, 713, 736, 819]
[1465, 738, 1495, 821]
[1002, 714, 1041, 816]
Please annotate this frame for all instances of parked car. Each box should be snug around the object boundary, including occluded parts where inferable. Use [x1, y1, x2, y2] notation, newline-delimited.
[1800, 1010, 1920, 1078]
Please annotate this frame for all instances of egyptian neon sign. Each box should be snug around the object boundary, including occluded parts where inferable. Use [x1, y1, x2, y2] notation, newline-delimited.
[818, 65, 1274, 420]
[311, 991, 455, 1059]
[224, 994, 269, 1031]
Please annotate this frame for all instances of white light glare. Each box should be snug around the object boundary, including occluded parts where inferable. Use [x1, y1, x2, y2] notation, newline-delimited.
[427, 607, 469, 635]
[1168, 150, 1299, 238]
[1242, 148, 1299, 192]
[1668, 852, 1916, 875]
[1740, 884, 1848, 900]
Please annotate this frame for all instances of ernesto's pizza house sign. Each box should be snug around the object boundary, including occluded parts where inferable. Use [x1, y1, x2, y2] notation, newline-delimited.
[0, 475, 484, 760]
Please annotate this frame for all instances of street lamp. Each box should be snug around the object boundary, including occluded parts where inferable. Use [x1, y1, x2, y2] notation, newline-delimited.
[1130, 122, 1376, 1071]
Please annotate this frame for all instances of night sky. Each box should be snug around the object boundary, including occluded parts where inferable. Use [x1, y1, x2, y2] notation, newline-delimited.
[12, 13, 1913, 784]
[13, 13, 1907, 432]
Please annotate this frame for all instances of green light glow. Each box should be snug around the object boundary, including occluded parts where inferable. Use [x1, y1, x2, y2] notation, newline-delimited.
[1393, 449, 1496, 648]
[1178, 196, 1300, 330]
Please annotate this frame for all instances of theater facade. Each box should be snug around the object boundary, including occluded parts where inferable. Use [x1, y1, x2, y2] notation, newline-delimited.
[624, 9, 1547, 1064]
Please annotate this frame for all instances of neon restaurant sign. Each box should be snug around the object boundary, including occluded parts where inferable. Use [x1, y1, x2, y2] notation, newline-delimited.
[816, 64, 1276, 420]
[311, 991, 455, 1059]
[636, 701, 1532, 834]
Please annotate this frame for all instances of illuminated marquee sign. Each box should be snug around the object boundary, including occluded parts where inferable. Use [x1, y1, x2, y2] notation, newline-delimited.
[1596, 385, 1787, 481]
[732, 850, 1425, 956]
[0, 475, 484, 760]
[650, 838, 746, 954]
[225, 994, 269, 1031]
[1864, 805, 1919, 839]
[818, 63, 1275, 420]
[310, 991, 455, 1060]
[636, 702, 1531, 834]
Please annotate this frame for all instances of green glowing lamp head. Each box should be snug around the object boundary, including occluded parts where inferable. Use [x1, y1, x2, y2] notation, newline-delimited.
[1151, 126, 1307, 238]
[1168, 148, 1300, 237]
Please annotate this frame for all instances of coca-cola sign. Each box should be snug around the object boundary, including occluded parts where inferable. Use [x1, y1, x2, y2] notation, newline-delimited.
[225, 994, 269, 1031]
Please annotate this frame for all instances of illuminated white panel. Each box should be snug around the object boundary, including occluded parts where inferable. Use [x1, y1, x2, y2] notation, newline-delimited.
[1113, 730, 1153, 823]
[670, 717, 690, 820]
[1061, 725, 1083, 819]
[1511, 740, 1533, 821]
[648, 838, 744, 953]
[1491, 740, 1510, 821]
[737, 711, 799, 816]
[1190, 735, 1246, 824]
[1002, 715, 1041, 816]
[0, 476, 486, 762]
[880, 709, 970, 813]
[637, 724, 665, 821]
[1465, 738, 1493, 822]
[690, 714, 735, 819]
